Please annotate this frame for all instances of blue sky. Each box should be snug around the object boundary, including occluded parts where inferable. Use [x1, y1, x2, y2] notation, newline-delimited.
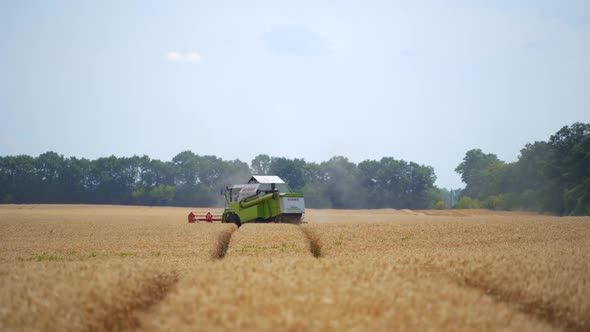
[1, 0, 589, 188]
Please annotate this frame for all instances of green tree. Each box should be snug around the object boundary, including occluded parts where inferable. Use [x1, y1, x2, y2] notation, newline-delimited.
[90, 156, 139, 204]
[268, 157, 306, 190]
[0, 150, 442, 210]
[455, 196, 480, 209]
[301, 182, 332, 208]
[319, 156, 367, 209]
[34, 152, 66, 203]
[0, 155, 36, 203]
[358, 157, 436, 209]
[549, 123, 590, 215]
[250, 154, 271, 175]
[172, 151, 199, 187]
[514, 142, 560, 213]
[455, 149, 501, 199]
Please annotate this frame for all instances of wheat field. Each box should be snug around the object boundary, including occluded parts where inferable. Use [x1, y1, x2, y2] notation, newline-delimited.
[0, 205, 588, 331]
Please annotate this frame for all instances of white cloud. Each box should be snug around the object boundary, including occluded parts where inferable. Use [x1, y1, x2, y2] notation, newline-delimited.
[166, 51, 201, 63]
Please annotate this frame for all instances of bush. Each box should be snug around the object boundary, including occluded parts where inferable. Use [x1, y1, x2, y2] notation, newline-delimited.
[455, 196, 481, 209]
[482, 195, 504, 210]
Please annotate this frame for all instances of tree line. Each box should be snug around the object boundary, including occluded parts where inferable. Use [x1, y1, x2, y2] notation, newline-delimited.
[454, 122, 590, 215]
[3, 121, 585, 214]
[0, 151, 439, 209]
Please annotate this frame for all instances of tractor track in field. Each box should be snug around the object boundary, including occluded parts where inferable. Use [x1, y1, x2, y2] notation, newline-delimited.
[101, 271, 179, 331]
[209, 224, 585, 330]
[210, 225, 237, 260]
[462, 279, 588, 332]
[300, 226, 323, 258]
[210, 224, 323, 259]
[419, 266, 587, 332]
[189, 223, 583, 330]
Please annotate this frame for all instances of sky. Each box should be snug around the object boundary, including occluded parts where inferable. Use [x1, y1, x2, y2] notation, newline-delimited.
[1, 0, 589, 188]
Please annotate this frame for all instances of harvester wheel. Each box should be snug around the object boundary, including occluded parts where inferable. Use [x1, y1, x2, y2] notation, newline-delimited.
[227, 213, 241, 227]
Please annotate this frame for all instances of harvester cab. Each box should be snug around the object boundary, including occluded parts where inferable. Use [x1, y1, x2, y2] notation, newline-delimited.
[221, 175, 304, 226]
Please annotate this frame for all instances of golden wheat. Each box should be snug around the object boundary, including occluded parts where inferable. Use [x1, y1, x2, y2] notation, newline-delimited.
[0, 205, 588, 331]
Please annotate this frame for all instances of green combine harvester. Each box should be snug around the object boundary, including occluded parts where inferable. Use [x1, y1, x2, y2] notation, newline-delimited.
[221, 176, 305, 226]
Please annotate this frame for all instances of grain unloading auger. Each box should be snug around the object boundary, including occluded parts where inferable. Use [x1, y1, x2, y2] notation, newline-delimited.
[188, 175, 304, 226]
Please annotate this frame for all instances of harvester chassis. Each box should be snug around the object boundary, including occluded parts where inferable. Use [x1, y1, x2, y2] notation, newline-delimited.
[223, 212, 303, 227]
[219, 175, 305, 227]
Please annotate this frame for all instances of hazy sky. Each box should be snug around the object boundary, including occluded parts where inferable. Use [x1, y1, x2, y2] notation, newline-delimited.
[1, 1, 589, 188]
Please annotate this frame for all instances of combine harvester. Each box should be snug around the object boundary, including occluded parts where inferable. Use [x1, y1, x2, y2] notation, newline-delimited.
[189, 175, 305, 226]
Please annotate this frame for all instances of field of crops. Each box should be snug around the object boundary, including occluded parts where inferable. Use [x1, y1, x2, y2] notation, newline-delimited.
[0, 205, 588, 331]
